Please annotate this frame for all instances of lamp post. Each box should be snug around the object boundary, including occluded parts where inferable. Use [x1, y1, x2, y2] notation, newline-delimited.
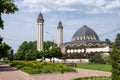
[46, 32, 55, 46]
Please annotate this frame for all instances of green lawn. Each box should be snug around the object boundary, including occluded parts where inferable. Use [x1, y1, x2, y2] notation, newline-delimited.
[76, 63, 111, 72]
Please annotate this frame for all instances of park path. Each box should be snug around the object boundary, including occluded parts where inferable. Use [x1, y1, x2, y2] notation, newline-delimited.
[0, 62, 34, 80]
[0, 62, 111, 80]
[30, 68, 111, 80]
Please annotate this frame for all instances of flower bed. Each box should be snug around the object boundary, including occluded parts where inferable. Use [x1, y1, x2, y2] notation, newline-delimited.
[10, 60, 76, 74]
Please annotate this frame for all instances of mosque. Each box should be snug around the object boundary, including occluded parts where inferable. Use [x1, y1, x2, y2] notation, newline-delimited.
[37, 12, 110, 59]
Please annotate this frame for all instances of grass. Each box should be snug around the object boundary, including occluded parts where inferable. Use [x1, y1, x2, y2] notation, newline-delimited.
[73, 76, 111, 80]
[76, 63, 111, 72]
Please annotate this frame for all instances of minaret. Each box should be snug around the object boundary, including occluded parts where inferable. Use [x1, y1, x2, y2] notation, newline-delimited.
[37, 12, 44, 51]
[57, 21, 63, 47]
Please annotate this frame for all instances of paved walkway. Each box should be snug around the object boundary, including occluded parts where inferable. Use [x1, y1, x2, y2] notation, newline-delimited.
[0, 62, 33, 80]
[31, 69, 111, 80]
[0, 62, 111, 80]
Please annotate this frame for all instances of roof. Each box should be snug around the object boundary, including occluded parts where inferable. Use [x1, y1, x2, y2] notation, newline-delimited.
[61, 40, 107, 47]
[57, 21, 63, 29]
[61, 25, 107, 47]
[37, 12, 44, 23]
[72, 25, 99, 41]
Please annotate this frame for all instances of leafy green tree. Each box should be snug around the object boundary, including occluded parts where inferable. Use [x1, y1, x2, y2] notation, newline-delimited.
[17, 41, 37, 54]
[110, 48, 120, 80]
[50, 46, 62, 58]
[0, 43, 11, 58]
[105, 38, 112, 47]
[44, 41, 57, 50]
[44, 50, 53, 62]
[17, 41, 57, 54]
[0, 0, 18, 29]
[115, 33, 120, 50]
[110, 33, 120, 80]
[36, 51, 43, 59]
[14, 53, 25, 60]
[25, 50, 40, 60]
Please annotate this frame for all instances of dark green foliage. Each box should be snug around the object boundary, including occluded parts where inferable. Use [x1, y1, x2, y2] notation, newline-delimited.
[0, 0, 18, 29]
[115, 33, 120, 50]
[49, 46, 62, 58]
[110, 48, 120, 80]
[14, 53, 25, 60]
[17, 41, 57, 54]
[110, 33, 120, 80]
[43, 46, 62, 61]
[89, 53, 106, 64]
[105, 38, 112, 47]
[44, 41, 57, 50]
[25, 50, 38, 60]
[17, 41, 37, 54]
[0, 43, 11, 58]
[16, 41, 60, 60]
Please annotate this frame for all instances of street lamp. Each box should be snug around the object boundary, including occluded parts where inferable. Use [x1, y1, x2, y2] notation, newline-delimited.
[46, 31, 55, 46]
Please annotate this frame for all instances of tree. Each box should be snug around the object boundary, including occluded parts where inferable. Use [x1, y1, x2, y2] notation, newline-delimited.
[17, 41, 57, 54]
[44, 41, 57, 50]
[0, 43, 11, 58]
[50, 46, 62, 58]
[115, 33, 120, 50]
[25, 50, 38, 60]
[0, 0, 18, 29]
[105, 38, 112, 47]
[17, 41, 37, 54]
[110, 48, 120, 80]
[14, 53, 25, 60]
[44, 50, 53, 62]
[110, 33, 120, 80]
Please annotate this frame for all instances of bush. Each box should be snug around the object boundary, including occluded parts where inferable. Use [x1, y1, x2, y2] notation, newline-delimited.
[10, 60, 75, 74]
[89, 53, 106, 64]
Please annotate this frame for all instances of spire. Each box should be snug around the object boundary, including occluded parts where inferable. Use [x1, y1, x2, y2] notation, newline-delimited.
[37, 12, 44, 23]
[57, 21, 63, 29]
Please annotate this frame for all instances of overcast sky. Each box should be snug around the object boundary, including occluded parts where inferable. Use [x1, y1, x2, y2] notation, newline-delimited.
[0, 0, 120, 52]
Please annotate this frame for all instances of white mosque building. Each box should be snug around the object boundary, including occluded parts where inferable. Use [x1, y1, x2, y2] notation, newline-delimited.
[37, 12, 110, 59]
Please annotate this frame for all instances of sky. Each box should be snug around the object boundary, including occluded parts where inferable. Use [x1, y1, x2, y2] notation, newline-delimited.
[0, 0, 120, 52]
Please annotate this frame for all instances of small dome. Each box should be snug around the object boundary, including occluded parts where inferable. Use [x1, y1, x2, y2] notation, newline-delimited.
[72, 25, 99, 41]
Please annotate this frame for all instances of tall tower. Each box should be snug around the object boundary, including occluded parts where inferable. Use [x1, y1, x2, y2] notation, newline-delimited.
[37, 12, 44, 51]
[57, 21, 63, 47]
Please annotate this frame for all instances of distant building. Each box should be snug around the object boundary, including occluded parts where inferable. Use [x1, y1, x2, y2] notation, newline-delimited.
[59, 25, 110, 59]
[37, 13, 110, 59]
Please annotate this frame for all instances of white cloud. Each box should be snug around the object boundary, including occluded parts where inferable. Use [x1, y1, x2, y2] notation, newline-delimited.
[15, 0, 120, 15]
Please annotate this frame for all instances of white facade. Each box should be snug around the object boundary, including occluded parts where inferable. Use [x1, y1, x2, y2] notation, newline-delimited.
[37, 22, 44, 51]
[57, 29, 63, 47]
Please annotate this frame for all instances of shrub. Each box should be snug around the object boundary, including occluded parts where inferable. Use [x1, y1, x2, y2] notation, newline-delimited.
[10, 60, 75, 74]
[89, 53, 106, 64]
